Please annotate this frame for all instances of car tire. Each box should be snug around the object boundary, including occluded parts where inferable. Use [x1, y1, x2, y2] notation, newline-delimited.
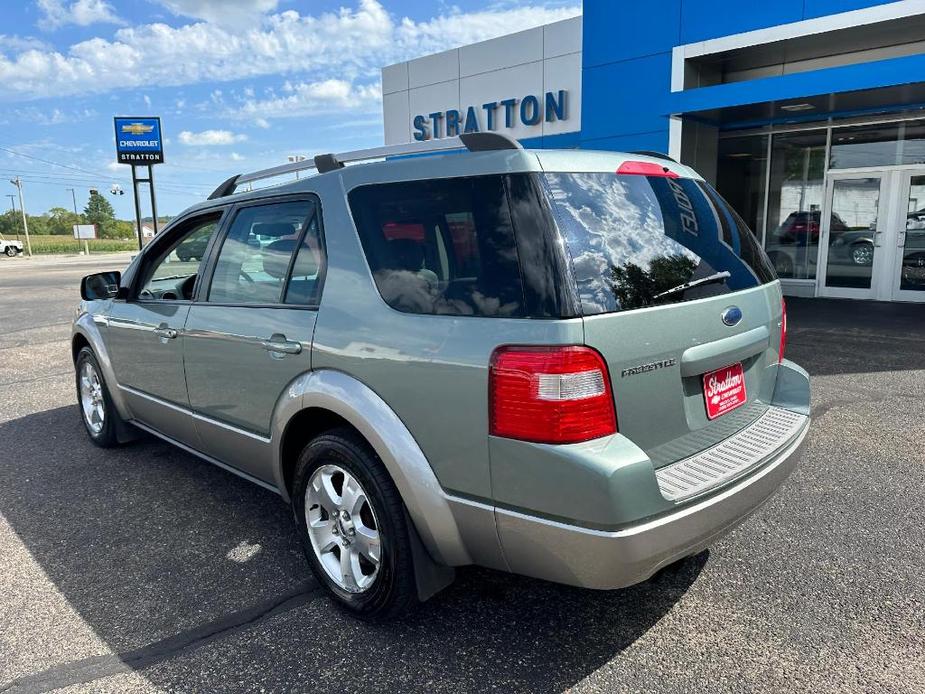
[5, 246, 16, 257]
[850, 241, 874, 266]
[75, 347, 120, 447]
[291, 428, 417, 619]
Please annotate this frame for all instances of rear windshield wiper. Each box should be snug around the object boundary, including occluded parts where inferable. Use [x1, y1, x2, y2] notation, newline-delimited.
[652, 271, 731, 301]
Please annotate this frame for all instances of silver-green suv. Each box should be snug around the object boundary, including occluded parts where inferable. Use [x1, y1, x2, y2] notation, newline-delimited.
[73, 134, 810, 618]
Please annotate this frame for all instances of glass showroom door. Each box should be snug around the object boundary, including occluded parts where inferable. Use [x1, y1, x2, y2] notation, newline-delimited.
[817, 173, 890, 299]
[891, 171, 925, 301]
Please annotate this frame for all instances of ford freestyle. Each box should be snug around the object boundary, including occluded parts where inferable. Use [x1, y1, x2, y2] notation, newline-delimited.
[73, 133, 810, 618]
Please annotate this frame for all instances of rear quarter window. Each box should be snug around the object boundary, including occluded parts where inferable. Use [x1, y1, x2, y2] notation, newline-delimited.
[348, 176, 526, 317]
[544, 172, 776, 315]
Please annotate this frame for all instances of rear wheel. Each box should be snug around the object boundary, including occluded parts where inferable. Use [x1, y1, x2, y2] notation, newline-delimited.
[291, 428, 417, 619]
[75, 347, 119, 447]
[5, 246, 16, 257]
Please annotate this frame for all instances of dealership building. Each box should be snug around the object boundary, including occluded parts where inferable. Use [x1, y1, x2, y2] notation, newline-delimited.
[382, 0, 925, 303]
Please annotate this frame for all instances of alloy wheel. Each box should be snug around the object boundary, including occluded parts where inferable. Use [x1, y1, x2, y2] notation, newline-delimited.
[305, 464, 381, 593]
[852, 243, 874, 266]
[79, 361, 105, 435]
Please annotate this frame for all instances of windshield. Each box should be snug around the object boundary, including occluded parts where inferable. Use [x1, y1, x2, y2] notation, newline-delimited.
[544, 172, 776, 315]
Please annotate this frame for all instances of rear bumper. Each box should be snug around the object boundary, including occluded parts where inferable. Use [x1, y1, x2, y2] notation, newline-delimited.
[493, 415, 808, 590]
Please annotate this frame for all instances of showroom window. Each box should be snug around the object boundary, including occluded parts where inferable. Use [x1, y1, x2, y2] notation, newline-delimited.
[765, 130, 828, 280]
[830, 119, 925, 168]
[716, 134, 769, 244]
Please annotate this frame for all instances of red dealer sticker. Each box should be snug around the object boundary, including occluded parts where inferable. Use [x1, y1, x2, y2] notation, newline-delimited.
[703, 362, 747, 420]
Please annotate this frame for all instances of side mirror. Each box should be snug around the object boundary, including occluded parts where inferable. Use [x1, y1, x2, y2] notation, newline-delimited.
[81, 271, 123, 300]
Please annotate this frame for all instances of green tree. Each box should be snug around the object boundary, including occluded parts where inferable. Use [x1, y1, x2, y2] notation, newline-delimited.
[46, 206, 82, 236]
[110, 219, 135, 239]
[84, 192, 117, 238]
[0, 210, 21, 237]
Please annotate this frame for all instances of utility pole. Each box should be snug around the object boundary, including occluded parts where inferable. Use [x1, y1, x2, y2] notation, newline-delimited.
[66, 187, 88, 255]
[9, 177, 32, 257]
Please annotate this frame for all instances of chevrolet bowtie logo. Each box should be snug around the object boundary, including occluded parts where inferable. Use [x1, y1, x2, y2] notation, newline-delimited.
[121, 122, 154, 135]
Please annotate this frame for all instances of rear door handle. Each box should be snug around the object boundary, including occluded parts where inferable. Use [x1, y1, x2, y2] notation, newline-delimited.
[262, 334, 302, 355]
[154, 325, 178, 340]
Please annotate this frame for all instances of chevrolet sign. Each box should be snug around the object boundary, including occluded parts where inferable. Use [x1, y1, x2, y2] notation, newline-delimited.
[114, 116, 164, 165]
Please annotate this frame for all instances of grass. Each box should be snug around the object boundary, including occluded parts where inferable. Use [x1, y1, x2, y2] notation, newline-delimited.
[14, 235, 138, 254]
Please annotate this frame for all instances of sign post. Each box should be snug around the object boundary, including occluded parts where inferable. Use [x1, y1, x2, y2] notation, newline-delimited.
[113, 116, 164, 250]
[72, 223, 96, 256]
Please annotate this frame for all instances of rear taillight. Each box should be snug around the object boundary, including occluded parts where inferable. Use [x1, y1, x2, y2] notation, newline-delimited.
[489, 346, 617, 444]
[778, 299, 787, 364]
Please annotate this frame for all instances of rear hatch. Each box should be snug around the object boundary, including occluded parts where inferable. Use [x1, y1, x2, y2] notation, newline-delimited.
[543, 162, 785, 467]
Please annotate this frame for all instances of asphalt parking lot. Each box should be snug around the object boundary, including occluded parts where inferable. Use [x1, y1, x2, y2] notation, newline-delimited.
[1, 254, 923, 693]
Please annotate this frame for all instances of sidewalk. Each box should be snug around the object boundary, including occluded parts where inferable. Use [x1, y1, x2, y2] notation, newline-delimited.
[0, 251, 136, 269]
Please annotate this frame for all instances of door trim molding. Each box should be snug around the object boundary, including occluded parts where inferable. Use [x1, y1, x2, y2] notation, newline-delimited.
[119, 384, 272, 444]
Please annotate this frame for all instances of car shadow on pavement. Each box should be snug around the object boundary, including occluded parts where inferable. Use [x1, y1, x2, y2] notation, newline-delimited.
[0, 406, 705, 693]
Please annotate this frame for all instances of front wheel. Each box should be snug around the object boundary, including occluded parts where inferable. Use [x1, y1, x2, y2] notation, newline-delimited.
[291, 428, 417, 619]
[5, 246, 17, 257]
[75, 347, 120, 447]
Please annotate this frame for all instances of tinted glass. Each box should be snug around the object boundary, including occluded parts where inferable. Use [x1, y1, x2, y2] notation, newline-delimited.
[208, 201, 313, 305]
[716, 134, 768, 240]
[545, 172, 775, 315]
[349, 176, 525, 317]
[139, 215, 221, 301]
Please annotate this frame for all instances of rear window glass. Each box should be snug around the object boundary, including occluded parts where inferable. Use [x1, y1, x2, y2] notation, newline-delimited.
[348, 176, 526, 317]
[544, 172, 776, 315]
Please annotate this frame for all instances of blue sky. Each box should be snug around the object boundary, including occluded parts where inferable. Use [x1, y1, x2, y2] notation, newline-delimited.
[0, 0, 580, 219]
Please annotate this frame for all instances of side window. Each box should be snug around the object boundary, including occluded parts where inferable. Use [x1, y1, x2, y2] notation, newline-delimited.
[284, 211, 325, 306]
[207, 200, 316, 305]
[348, 176, 525, 317]
[138, 215, 222, 301]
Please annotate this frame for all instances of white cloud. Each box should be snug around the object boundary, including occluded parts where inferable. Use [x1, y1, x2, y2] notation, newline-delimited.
[143, 94, 152, 107]
[37, 0, 123, 30]
[178, 129, 248, 145]
[0, 35, 52, 54]
[155, 0, 279, 28]
[0, 104, 97, 126]
[254, 117, 270, 129]
[0, 1, 580, 103]
[233, 79, 381, 120]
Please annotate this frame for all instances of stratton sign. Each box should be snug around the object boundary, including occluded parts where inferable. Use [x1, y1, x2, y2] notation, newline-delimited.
[413, 90, 568, 141]
[114, 116, 164, 164]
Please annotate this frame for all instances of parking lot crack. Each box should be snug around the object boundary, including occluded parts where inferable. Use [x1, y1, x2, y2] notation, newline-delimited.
[0, 582, 322, 694]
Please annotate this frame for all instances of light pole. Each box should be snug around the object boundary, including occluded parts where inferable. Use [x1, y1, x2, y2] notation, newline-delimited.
[288, 154, 306, 179]
[66, 187, 86, 254]
[9, 177, 32, 257]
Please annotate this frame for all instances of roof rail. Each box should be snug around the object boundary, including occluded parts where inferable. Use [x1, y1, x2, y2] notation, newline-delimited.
[630, 150, 677, 163]
[209, 133, 522, 199]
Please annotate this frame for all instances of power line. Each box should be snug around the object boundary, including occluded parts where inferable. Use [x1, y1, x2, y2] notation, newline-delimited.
[0, 143, 217, 188]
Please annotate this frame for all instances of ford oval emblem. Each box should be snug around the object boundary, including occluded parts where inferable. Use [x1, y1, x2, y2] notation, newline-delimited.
[722, 306, 743, 326]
